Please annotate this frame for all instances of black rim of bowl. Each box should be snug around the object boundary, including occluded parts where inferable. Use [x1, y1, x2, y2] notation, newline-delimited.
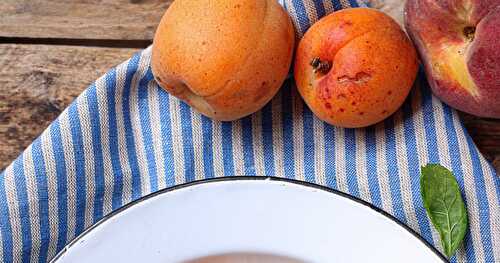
[50, 176, 448, 263]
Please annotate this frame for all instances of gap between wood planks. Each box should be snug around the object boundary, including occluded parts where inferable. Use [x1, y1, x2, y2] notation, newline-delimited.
[0, 37, 151, 49]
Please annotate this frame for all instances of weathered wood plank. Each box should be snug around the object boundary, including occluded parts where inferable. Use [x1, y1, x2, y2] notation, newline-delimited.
[0, 44, 139, 170]
[460, 113, 500, 173]
[0, 0, 172, 40]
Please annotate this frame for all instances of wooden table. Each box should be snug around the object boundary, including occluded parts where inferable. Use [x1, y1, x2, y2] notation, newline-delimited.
[0, 0, 499, 173]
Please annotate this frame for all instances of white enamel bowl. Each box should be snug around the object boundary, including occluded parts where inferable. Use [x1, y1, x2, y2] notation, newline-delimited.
[52, 177, 446, 263]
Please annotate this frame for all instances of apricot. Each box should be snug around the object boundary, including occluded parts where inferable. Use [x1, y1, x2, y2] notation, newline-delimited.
[152, 0, 295, 121]
[294, 8, 418, 128]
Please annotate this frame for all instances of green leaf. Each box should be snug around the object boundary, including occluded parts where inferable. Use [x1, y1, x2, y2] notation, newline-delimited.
[420, 164, 468, 258]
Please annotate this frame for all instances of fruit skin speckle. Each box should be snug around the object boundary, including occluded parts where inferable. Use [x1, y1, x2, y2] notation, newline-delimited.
[294, 8, 418, 128]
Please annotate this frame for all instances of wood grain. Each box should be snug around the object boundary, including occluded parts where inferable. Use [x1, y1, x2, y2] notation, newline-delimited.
[460, 113, 500, 172]
[0, 0, 172, 40]
[0, 44, 139, 170]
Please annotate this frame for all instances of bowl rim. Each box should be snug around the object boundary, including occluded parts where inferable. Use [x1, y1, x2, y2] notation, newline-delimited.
[50, 176, 448, 263]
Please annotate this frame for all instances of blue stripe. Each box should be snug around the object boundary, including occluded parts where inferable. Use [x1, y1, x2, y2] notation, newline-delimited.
[13, 156, 31, 262]
[179, 102, 195, 182]
[303, 107, 315, 183]
[261, 102, 275, 176]
[348, 0, 359, 7]
[0, 169, 13, 263]
[105, 69, 124, 209]
[242, 117, 256, 175]
[49, 121, 68, 251]
[282, 85, 295, 179]
[222, 122, 235, 176]
[201, 116, 215, 179]
[324, 123, 337, 189]
[364, 126, 381, 208]
[312, 0, 326, 18]
[121, 55, 142, 200]
[490, 163, 500, 208]
[331, 0, 343, 11]
[86, 85, 105, 223]
[493, 163, 500, 205]
[290, 0, 311, 34]
[401, 95, 434, 244]
[137, 72, 159, 192]
[157, 89, 176, 186]
[345, 129, 360, 196]
[384, 117, 407, 223]
[464, 134, 494, 262]
[67, 101, 87, 237]
[442, 105, 476, 262]
[31, 139, 50, 263]
[420, 79, 440, 164]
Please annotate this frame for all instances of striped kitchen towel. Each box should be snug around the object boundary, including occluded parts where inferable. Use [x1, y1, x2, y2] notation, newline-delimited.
[0, 0, 499, 262]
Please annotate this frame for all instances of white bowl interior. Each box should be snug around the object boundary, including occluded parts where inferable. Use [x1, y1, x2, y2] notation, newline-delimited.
[53, 178, 444, 263]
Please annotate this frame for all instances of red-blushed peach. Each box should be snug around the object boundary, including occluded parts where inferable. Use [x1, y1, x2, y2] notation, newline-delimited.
[294, 8, 419, 128]
[405, 0, 500, 118]
[152, 0, 295, 121]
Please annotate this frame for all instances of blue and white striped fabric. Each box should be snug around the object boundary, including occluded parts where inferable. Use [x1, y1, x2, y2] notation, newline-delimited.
[1, 0, 499, 262]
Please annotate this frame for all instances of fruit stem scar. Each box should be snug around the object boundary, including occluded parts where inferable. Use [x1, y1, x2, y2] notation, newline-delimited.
[310, 57, 332, 74]
[463, 26, 475, 41]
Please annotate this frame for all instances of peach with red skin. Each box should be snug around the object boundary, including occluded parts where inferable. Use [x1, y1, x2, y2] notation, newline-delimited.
[294, 8, 419, 128]
[405, 0, 500, 118]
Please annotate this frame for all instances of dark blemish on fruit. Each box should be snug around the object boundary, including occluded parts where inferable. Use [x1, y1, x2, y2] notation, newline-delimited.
[337, 71, 371, 84]
[235, 4, 241, 8]
[463, 26, 475, 41]
[337, 93, 346, 99]
[325, 102, 332, 109]
[198, 58, 202, 62]
[339, 108, 345, 112]
[261, 81, 267, 87]
[351, 101, 356, 106]
[340, 20, 353, 28]
[319, 83, 332, 100]
[396, 65, 399, 69]
[382, 110, 388, 114]
[387, 90, 392, 95]
[202, 41, 207, 45]
[359, 112, 364, 115]
[310, 57, 332, 74]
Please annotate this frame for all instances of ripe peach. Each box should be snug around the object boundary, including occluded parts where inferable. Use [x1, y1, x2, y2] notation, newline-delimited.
[151, 0, 295, 121]
[294, 8, 419, 128]
[405, 0, 500, 118]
